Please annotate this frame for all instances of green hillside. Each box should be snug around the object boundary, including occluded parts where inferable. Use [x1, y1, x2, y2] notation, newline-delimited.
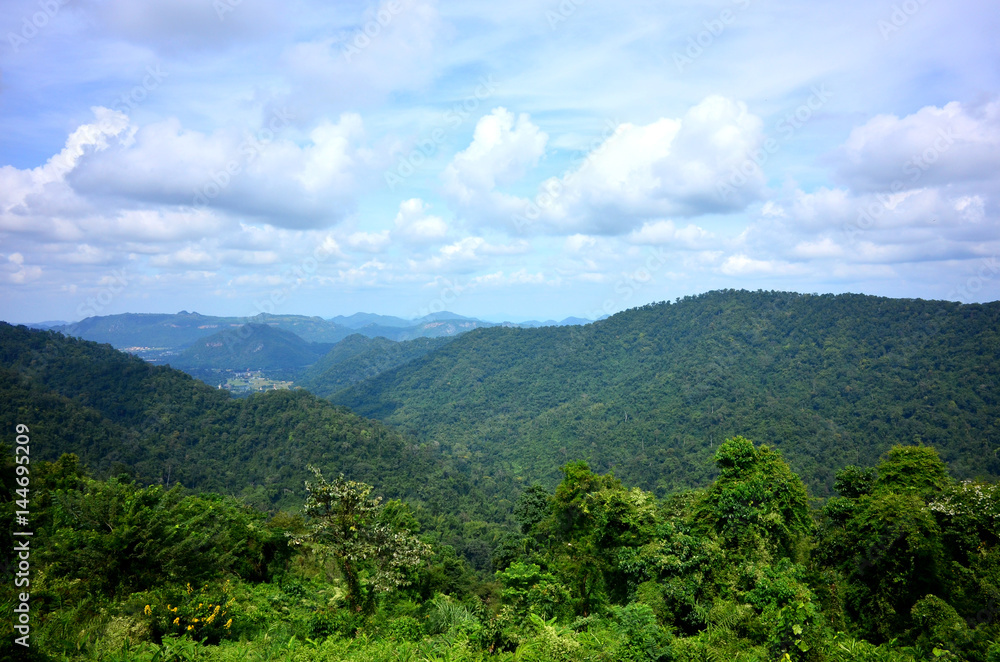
[332, 290, 1000, 497]
[297, 334, 455, 398]
[171, 322, 334, 372]
[0, 323, 510, 537]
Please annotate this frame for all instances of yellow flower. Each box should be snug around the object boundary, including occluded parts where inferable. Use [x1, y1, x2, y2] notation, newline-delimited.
[192, 618, 199, 623]
[171, 607, 177, 613]
[173, 617, 180, 625]
[187, 625, 194, 631]
[224, 619, 233, 629]
[144, 605, 152, 616]
[186, 583, 193, 594]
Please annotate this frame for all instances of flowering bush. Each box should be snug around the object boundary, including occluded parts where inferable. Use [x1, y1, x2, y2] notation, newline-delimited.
[144, 580, 237, 644]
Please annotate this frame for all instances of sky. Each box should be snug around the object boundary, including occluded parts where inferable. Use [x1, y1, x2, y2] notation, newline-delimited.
[1, 0, 998, 324]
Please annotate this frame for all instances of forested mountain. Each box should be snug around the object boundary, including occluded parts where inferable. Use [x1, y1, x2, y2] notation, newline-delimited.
[333, 290, 1000, 497]
[0, 323, 512, 549]
[297, 334, 455, 398]
[171, 323, 334, 371]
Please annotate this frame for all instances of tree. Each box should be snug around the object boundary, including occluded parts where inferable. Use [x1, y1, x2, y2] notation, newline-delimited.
[693, 436, 813, 562]
[293, 466, 430, 612]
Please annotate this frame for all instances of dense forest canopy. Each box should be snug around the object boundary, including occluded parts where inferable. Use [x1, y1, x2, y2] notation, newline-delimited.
[333, 290, 1000, 496]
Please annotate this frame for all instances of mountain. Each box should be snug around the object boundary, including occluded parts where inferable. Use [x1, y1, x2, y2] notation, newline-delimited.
[508, 317, 592, 328]
[48, 311, 355, 350]
[329, 312, 418, 328]
[332, 290, 1000, 497]
[297, 334, 455, 398]
[49, 310, 498, 358]
[171, 323, 333, 371]
[0, 322, 509, 541]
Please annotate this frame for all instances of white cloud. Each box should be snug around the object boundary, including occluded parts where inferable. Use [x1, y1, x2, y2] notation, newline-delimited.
[461, 96, 766, 236]
[442, 107, 548, 206]
[392, 198, 449, 244]
[280, 0, 442, 118]
[833, 100, 1000, 193]
[347, 231, 392, 253]
[720, 254, 804, 276]
[627, 219, 711, 248]
[410, 236, 531, 274]
[2, 253, 43, 284]
[68, 110, 375, 229]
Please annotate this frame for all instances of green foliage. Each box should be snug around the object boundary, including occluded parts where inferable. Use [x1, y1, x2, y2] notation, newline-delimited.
[608, 603, 671, 661]
[41, 477, 253, 596]
[135, 581, 236, 646]
[294, 468, 431, 612]
[694, 436, 813, 562]
[496, 562, 572, 621]
[835, 466, 878, 499]
[513, 485, 550, 534]
[298, 334, 454, 398]
[874, 446, 951, 497]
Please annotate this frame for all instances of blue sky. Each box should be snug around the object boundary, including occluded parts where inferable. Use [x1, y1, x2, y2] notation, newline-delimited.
[1, 0, 998, 323]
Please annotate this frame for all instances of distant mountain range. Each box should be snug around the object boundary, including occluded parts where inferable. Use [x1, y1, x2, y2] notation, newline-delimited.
[35, 311, 590, 359]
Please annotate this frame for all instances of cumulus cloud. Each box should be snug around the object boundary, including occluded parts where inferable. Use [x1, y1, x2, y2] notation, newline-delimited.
[392, 198, 449, 244]
[2, 253, 43, 284]
[720, 254, 805, 277]
[409, 236, 531, 274]
[0, 107, 132, 233]
[442, 107, 548, 207]
[449, 97, 766, 236]
[68, 110, 376, 229]
[833, 100, 1000, 193]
